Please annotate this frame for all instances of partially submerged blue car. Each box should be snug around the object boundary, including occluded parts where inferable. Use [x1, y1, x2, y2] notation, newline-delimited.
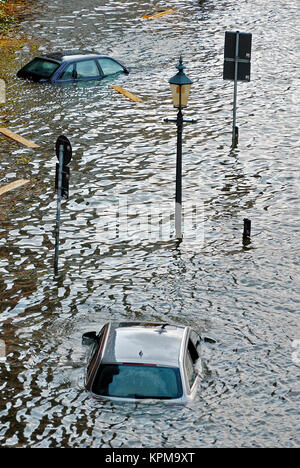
[17, 49, 129, 83]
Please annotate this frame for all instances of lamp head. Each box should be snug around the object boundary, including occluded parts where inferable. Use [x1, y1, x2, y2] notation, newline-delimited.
[169, 57, 193, 109]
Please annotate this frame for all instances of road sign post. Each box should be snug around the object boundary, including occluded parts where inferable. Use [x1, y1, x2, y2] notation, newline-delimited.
[54, 135, 72, 274]
[54, 144, 63, 274]
[223, 31, 252, 146]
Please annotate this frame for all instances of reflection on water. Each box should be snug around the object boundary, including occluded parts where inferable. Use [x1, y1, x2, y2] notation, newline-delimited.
[0, 0, 299, 448]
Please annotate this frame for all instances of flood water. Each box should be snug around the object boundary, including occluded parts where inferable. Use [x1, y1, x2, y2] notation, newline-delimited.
[0, 0, 299, 448]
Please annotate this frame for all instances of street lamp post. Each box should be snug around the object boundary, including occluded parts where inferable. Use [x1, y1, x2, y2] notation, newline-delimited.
[164, 57, 196, 240]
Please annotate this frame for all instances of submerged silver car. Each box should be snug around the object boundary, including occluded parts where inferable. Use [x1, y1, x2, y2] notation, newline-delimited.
[82, 322, 202, 404]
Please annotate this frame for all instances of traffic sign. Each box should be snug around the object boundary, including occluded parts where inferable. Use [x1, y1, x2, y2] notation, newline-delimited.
[223, 60, 251, 82]
[223, 31, 252, 82]
[56, 135, 72, 166]
[224, 31, 252, 61]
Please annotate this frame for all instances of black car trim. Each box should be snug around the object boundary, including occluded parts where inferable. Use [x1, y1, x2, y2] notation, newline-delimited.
[86, 324, 109, 390]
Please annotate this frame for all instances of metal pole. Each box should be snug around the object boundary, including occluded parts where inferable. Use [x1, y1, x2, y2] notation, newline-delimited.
[243, 218, 251, 238]
[175, 108, 183, 240]
[232, 30, 240, 146]
[54, 144, 64, 273]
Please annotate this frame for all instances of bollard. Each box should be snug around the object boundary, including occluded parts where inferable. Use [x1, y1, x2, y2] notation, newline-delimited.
[243, 218, 251, 244]
[233, 126, 239, 147]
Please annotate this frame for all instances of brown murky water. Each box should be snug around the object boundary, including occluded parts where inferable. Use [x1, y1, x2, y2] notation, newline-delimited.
[0, 0, 299, 448]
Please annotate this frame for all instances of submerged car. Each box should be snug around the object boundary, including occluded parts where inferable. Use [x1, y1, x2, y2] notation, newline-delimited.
[16, 49, 129, 83]
[82, 322, 202, 404]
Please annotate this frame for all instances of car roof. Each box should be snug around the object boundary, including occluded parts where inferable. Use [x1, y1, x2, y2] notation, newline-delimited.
[101, 322, 187, 367]
[37, 50, 103, 63]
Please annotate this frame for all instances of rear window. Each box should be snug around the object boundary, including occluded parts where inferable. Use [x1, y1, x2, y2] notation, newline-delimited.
[21, 58, 60, 78]
[92, 364, 183, 399]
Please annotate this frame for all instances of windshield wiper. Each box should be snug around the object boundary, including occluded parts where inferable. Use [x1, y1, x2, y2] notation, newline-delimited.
[128, 394, 172, 400]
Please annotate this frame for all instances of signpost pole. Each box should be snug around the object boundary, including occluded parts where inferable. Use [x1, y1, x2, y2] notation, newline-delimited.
[53, 135, 72, 274]
[232, 31, 240, 147]
[54, 144, 64, 274]
[223, 30, 252, 146]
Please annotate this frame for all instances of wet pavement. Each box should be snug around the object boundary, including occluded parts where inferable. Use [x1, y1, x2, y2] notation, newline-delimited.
[0, 0, 299, 447]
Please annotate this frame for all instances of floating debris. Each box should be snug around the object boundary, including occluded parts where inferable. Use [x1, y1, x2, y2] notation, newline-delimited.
[0, 127, 39, 148]
[0, 179, 30, 196]
[142, 9, 176, 20]
[110, 85, 142, 102]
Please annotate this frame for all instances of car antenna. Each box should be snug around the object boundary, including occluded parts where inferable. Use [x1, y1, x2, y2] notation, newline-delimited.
[156, 323, 168, 334]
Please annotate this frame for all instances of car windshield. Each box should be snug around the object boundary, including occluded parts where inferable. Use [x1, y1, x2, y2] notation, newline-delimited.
[21, 58, 60, 78]
[92, 364, 183, 399]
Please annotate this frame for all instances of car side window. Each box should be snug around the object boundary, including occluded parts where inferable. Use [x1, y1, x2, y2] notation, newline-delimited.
[188, 335, 200, 363]
[185, 350, 197, 389]
[76, 59, 100, 78]
[60, 63, 75, 80]
[87, 327, 105, 375]
[97, 58, 124, 76]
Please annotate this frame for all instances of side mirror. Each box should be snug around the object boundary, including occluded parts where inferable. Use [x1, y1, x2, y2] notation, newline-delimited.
[201, 336, 216, 344]
[82, 331, 98, 346]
